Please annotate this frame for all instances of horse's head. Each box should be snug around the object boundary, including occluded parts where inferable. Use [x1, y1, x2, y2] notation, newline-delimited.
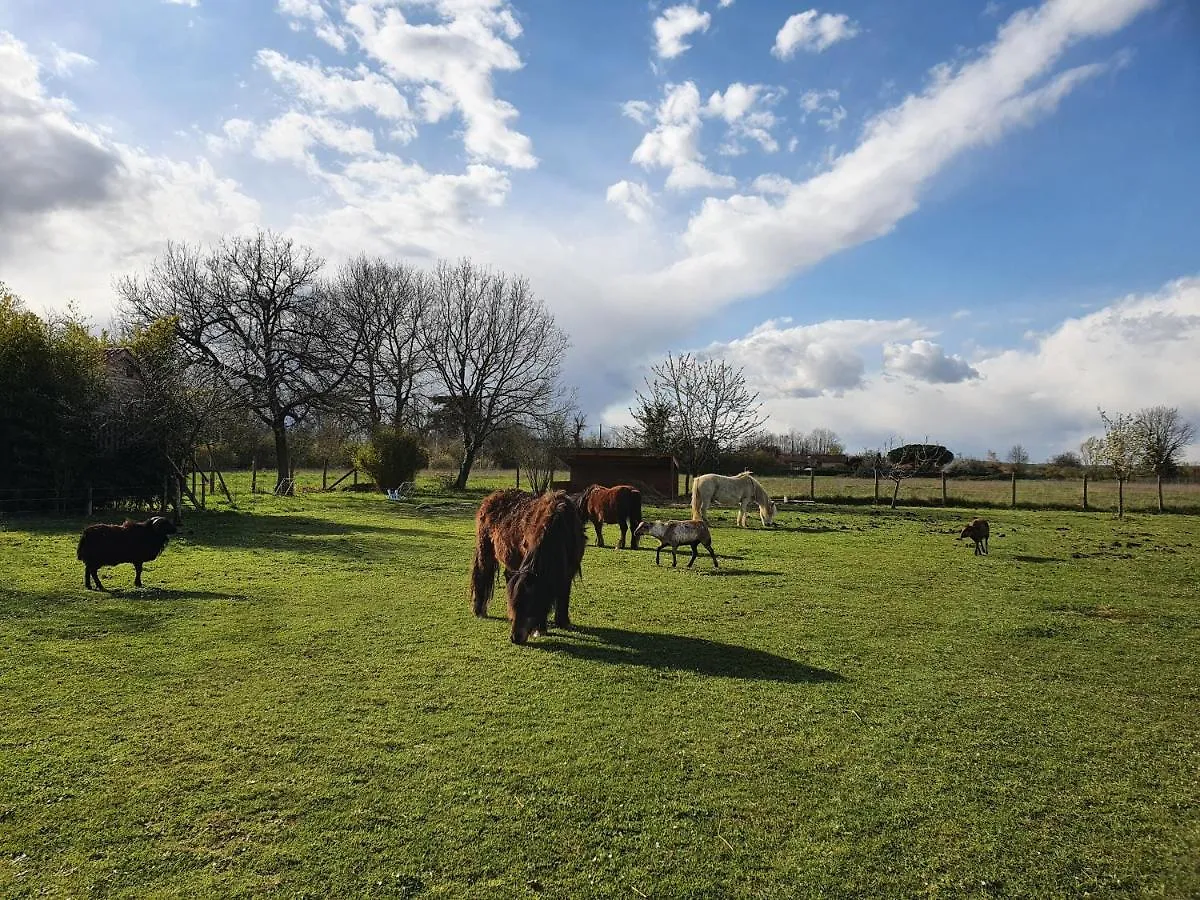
[762, 499, 778, 527]
[506, 565, 542, 645]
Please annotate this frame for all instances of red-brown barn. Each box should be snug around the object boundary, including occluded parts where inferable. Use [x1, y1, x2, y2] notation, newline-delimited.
[554, 448, 680, 500]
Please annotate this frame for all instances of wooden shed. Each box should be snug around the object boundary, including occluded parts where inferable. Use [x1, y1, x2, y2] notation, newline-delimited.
[555, 448, 680, 500]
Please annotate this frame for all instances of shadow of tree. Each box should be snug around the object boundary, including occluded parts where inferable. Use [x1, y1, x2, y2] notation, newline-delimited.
[536, 626, 843, 684]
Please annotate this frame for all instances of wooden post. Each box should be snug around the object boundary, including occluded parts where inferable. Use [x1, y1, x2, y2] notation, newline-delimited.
[941, 472, 947, 507]
[173, 477, 183, 525]
[809, 469, 815, 501]
[251, 458, 258, 494]
[1082, 474, 1088, 511]
[1157, 474, 1164, 513]
[352, 468, 358, 487]
[873, 470, 879, 504]
[1011, 472, 1017, 509]
[199, 470, 206, 508]
[1118, 477, 1125, 519]
[191, 465, 197, 500]
[322, 458, 329, 491]
[86, 485, 93, 517]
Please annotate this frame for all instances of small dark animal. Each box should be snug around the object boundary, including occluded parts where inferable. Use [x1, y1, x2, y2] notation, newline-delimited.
[578, 484, 643, 549]
[633, 519, 718, 568]
[77, 515, 177, 590]
[471, 489, 587, 644]
[958, 518, 990, 555]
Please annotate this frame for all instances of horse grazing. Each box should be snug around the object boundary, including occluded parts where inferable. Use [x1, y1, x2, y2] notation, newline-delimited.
[691, 471, 777, 528]
[470, 489, 587, 644]
[958, 518, 990, 556]
[577, 484, 643, 549]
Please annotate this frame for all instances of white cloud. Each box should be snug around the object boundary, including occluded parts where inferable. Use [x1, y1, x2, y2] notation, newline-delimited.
[255, 49, 417, 141]
[772, 10, 859, 59]
[253, 111, 378, 169]
[0, 32, 259, 312]
[204, 117, 255, 154]
[343, 0, 536, 169]
[277, 0, 347, 51]
[606, 180, 655, 223]
[163, 0, 199, 7]
[622, 99, 653, 125]
[49, 44, 95, 76]
[650, 0, 1155, 309]
[631, 81, 735, 191]
[654, 5, 711, 59]
[882, 339, 981, 383]
[698, 317, 932, 397]
[707, 82, 782, 153]
[719, 0, 735, 7]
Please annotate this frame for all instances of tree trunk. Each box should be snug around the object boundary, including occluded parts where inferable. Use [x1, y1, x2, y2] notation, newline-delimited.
[890, 478, 901, 509]
[455, 443, 479, 490]
[273, 425, 291, 495]
[1118, 476, 1125, 519]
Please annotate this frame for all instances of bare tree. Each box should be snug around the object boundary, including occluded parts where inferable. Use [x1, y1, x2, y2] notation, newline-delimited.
[1079, 436, 1103, 473]
[1098, 409, 1139, 518]
[629, 352, 765, 490]
[327, 255, 429, 432]
[1007, 444, 1030, 472]
[1134, 405, 1195, 512]
[419, 259, 570, 489]
[807, 427, 844, 455]
[118, 231, 359, 493]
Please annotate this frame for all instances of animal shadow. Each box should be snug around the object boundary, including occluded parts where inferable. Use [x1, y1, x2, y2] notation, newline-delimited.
[1012, 555, 1059, 564]
[696, 568, 783, 577]
[539, 625, 843, 684]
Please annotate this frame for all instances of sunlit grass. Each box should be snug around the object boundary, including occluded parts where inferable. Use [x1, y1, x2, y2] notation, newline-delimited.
[3, 493, 1196, 896]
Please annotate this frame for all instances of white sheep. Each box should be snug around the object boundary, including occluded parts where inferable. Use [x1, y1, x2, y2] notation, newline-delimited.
[633, 519, 719, 568]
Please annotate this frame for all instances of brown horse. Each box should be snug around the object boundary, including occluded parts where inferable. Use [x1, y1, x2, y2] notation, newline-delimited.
[471, 489, 587, 644]
[577, 484, 643, 549]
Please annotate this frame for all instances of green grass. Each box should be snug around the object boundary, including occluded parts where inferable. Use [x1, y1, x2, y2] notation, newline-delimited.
[2, 493, 1197, 897]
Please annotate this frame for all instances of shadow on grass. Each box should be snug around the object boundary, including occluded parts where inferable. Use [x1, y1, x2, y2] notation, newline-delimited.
[0, 586, 248, 638]
[695, 568, 783, 577]
[1013, 555, 1061, 564]
[538, 625, 843, 684]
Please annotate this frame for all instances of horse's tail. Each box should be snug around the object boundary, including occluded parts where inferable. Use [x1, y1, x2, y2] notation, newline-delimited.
[470, 526, 497, 617]
[691, 478, 704, 522]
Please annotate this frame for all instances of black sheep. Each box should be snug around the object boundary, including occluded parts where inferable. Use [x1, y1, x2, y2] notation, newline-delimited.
[77, 516, 177, 590]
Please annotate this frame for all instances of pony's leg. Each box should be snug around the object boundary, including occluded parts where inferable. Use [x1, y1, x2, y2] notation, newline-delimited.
[686, 543, 699, 568]
[134, 562, 143, 588]
[671, 546, 679, 567]
[555, 585, 571, 629]
[593, 520, 605, 548]
[92, 568, 106, 591]
[655, 545, 662, 566]
[705, 540, 719, 568]
[617, 520, 626, 550]
[470, 532, 497, 617]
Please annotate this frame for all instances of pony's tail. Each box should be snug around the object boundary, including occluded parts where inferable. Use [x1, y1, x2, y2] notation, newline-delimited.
[470, 528, 496, 617]
[691, 482, 704, 522]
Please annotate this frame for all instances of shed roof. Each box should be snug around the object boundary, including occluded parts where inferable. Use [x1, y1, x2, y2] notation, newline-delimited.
[555, 447, 677, 466]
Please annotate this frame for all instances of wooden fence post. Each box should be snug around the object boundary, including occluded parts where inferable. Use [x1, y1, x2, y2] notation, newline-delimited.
[809, 469, 815, 501]
[352, 468, 358, 488]
[322, 458, 329, 491]
[251, 458, 258, 494]
[1082, 474, 1088, 511]
[1157, 474, 1164, 514]
[173, 477, 183, 525]
[161, 475, 169, 515]
[873, 470, 879, 505]
[941, 473, 948, 506]
[1011, 472, 1017, 509]
[199, 470, 206, 508]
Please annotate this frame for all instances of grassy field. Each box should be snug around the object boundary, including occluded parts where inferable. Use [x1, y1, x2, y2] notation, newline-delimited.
[2, 490, 1198, 897]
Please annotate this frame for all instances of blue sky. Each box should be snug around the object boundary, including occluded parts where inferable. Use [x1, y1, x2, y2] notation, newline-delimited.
[1, 0, 1197, 459]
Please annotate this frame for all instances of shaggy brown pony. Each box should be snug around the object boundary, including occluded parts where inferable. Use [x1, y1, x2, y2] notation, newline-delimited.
[471, 489, 587, 644]
[578, 484, 643, 549]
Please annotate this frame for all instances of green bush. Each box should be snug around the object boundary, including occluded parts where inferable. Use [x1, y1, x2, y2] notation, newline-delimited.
[353, 429, 429, 490]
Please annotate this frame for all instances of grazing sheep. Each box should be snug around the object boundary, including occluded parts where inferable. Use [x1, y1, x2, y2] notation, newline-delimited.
[77, 516, 177, 590]
[958, 518, 990, 555]
[633, 519, 718, 568]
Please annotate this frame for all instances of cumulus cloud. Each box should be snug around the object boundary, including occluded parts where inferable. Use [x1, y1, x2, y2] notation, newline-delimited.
[606, 180, 655, 223]
[163, 0, 199, 7]
[277, 0, 347, 51]
[772, 10, 859, 59]
[717, 278, 1200, 459]
[255, 49, 417, 141]
[697, 317, 931, 397]
[883, 339, 981, 383]
[654, 5, 711, 59]
[631, 81, 735, 191]
[342, 0, 536, 169]
[707, 82, 782, 153]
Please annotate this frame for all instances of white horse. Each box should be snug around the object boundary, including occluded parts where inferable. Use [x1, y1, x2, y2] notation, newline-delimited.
[690, 471, 777, 528]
